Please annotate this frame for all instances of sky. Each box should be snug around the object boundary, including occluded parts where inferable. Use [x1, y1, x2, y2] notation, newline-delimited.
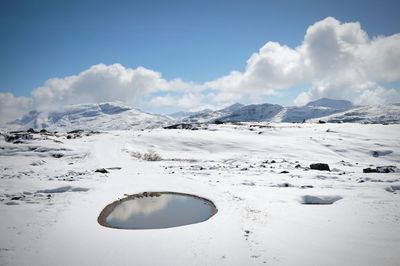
[0, 0, 400, 121]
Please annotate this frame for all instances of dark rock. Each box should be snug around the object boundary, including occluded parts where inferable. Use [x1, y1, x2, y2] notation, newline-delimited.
[364, 166, 397, 173]
[377, 166, 396, 173]
[11, 196, 23, 200]
[27, 128, 37, 133]
[95, 168, 109, 174]
[372, 151, 379, 157]
[310, 163, 330, 171]
[363, 168, 377, 173]
[164, 123, 195, 130]
[4, 133, 33, 142]
[106, 167, 122, 170]
[213, 119, 224, 125]
[280, 170, 289, 174]
[68, 129, 84, 134]
[40, 129, 48, 133]
[295, 164, 301, 168]
[51, 153, 64, 158]
[66, 135, 72, 139]
[318, 120, 326, 124]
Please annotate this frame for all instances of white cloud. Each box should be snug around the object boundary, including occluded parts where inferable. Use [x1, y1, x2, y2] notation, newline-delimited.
[207, 17, 400, 106]
[355, 85, 400, 105]
[207, 41, 305, 93]
[30, 63, 197, 107]
[1, 17, 400, 123]
[298, 17, 400, 104]
[149, 95, 176, 108]
[150, 92, 221, 111]
[0, 63, 198, 122]
[0, 93, 32, 123]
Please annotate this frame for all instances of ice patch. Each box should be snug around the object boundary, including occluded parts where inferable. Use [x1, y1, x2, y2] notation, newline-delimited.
[5, 201, 19, 206]
[371, 150, 393, 157]
[36, 186, 89, 194]
[385, 185, 400, 193]
[300, 195, 343, 205]
[242, 181, 256, 186]
[30, 159, 47, 166]
[70, 187, 90, 192]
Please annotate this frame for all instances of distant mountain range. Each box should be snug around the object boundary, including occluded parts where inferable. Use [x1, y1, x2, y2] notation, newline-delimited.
[7, 102, 171, 131]
[174, 98, 356, 123]
[3, 98, 400, 131]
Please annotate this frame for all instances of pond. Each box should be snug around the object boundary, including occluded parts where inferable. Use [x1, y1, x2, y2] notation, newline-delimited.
[98, 192, 217, 229]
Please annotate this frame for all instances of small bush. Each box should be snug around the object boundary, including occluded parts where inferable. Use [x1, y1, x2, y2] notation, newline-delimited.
[142, 150, 162, 161]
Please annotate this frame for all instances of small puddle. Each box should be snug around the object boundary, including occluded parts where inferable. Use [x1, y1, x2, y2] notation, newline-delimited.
[98, 192, 217, 229]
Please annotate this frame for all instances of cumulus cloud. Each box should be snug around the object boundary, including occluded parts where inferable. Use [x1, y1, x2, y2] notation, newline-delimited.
[207, 42, 305, 93]
[150, 91, 228, 111]
[207, 17, 400, 106]
[30, 63, 198, 107]
[0, 63, 198, 122]
[0, 93, 33, 123]
[1, 16, 400, 123]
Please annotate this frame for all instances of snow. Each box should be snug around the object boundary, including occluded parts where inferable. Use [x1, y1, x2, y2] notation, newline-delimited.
[271, 98, 355, 123]
[1, 123, 400, 265]
[6, 102, 172, 131]
[314, 103, 400, 124]
[168, 98, 359, 123]
[220, 103, 283, 122]
[3, 100, 400, 133]
[174, 103, 245, 123]
[306, 98, 353, 109]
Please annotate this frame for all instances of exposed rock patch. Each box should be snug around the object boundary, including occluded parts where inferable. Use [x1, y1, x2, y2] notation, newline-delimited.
[310, 163, 330, 171]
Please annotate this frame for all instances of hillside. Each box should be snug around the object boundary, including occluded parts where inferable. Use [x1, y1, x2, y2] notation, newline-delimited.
[7, 102, 172, 131]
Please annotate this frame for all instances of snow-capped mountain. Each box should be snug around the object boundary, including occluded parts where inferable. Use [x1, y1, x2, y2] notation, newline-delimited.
[305, 98, 353, 109]
[272, 98, 354, 122]
[172, 103, 245, 123]
[182, 98, 353, 123]
[4, 99, 400, 131]
[7, 102, 172, 131]
[311, 103, 400, 124]
[219, 103, 283, 122]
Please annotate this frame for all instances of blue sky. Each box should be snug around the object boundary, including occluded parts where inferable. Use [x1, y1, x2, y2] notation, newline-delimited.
[0, 0, 400, 117]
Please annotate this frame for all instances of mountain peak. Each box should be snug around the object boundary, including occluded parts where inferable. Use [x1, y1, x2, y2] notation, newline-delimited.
[218, 103, 244, 113]
[306, 98, 353, 109]
[8, 102, 171, 131]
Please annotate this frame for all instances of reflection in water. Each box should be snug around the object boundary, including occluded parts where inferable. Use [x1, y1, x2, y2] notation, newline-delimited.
[108, 194, 172, 221]
[105, 193, 216, 229]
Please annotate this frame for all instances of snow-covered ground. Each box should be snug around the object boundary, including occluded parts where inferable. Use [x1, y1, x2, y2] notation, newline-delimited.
[1, 123, 400, 265]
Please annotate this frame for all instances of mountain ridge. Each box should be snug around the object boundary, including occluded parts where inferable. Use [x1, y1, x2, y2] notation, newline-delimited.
[7, 102, 172, 131]
[4, 98, 400, 130]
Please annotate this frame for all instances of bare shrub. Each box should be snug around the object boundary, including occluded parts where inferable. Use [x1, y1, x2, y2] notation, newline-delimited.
[142, 150, 162, 161]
